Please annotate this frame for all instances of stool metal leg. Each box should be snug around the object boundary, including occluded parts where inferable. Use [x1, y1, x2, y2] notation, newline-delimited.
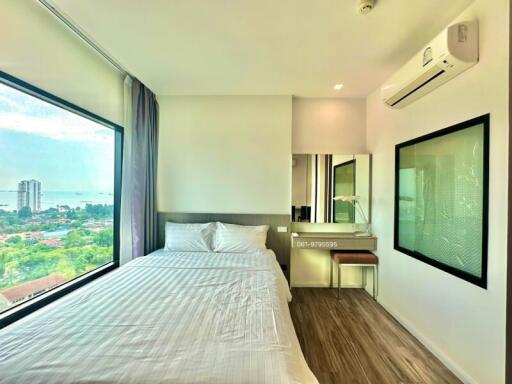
[372, 265, 377, 299]
[375, 264, 379, 298]
[330, 259, 333, 289]
[362, 266, 367, 288]
[337, 264, 341, 300]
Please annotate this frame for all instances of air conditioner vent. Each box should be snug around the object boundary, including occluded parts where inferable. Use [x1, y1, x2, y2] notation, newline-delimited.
[382, 21, 478, 108]
[390, 69, 445, 107]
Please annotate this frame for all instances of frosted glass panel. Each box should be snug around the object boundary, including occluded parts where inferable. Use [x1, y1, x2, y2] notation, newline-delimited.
[396, 116, 488, 287]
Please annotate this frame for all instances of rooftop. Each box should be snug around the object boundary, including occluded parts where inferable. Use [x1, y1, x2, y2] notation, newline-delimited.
[0, 275, 66, 303]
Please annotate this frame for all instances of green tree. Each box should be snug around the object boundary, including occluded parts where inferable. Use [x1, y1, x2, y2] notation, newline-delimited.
[85, 204, 112, 218]
[71, 221, 82, 228]
[0, 254, 5, 277]
[18, 206, 32, 219]
[66, 210, 77, 220]
[94, 229, 113, 247]
[64, 230, 85, 248]
[6, 235, 22, 244]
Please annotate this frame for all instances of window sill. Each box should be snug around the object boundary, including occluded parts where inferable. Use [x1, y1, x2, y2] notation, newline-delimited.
[0, 262, 118, 329]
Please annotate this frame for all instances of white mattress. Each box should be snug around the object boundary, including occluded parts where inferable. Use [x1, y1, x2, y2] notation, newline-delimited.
[0, 249, 318, 384]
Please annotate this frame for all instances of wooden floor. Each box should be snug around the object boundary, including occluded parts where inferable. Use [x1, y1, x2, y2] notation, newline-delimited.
[289, 288, 461, 384]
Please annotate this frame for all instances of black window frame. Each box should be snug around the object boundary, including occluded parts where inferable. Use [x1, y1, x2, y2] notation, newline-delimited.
[394, 114, 489, 289]
[0, 71, 123, 328]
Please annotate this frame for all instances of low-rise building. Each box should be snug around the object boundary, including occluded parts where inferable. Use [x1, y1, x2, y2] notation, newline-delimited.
[0, 275, 66, 306]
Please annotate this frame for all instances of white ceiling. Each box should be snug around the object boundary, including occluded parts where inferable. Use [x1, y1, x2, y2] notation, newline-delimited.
[48, 0, 474, 97]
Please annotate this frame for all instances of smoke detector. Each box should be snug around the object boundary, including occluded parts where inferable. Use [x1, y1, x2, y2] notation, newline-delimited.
[357, 0, 375, 15]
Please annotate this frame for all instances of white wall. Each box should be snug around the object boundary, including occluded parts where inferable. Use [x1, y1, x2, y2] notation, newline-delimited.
[292, 154, 310, 207]
[292, 97, 366, 154]
[366, 1, 509, 382]
[157, 96, 292, 214]
[0, 0, 124, 125]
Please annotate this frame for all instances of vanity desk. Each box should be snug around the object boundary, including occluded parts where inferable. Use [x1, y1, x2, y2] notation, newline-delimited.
[290, 153, 375, 289]
[290, 231, 378, 289]
[292, 232, 377, 251]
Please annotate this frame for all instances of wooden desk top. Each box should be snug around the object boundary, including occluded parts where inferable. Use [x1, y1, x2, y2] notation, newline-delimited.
[292, 232, 377, 251]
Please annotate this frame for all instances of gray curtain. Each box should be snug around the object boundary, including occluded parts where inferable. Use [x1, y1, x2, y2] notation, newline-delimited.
[131, 79, 158, 257]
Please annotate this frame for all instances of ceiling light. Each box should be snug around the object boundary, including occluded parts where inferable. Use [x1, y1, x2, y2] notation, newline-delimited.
[334, 84, 344, 91]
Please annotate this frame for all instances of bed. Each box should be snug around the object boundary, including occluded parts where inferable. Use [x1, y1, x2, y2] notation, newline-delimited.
[0, 248, 318, 383]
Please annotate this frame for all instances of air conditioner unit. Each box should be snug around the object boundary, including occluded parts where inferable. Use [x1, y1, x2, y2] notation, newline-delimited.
[381, 20, 478, 109]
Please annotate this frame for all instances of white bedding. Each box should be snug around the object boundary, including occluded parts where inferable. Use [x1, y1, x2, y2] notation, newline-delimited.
[0, 249, 318, 384]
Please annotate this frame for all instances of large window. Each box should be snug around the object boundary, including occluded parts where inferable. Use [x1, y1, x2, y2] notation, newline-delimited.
[394, 115, 489, 288]
[0, 72, 122, 324]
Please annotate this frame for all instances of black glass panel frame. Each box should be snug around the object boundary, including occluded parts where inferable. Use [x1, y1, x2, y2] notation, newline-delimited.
[0, 71, 123, 328]
[394, 114, 489, 288]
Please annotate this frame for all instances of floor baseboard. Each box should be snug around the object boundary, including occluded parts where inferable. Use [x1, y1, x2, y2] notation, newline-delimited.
[290, 288, 461, 383]
[378, 299, 477, 384]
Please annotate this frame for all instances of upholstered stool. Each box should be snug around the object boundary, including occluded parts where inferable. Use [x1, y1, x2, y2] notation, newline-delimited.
[330, 251, 379, 299]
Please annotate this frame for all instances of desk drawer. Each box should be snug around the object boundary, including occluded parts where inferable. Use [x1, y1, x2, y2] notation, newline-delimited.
[293, 236, 377, 250]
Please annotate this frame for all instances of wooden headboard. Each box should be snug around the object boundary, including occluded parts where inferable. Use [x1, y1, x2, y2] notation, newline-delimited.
[157, 212, 291, 280]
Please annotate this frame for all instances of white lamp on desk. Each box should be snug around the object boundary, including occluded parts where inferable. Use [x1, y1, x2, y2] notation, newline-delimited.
[333, 195, 371, 237]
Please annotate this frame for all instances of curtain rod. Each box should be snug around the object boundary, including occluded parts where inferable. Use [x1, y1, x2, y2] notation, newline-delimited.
[38, 0, 131, 78]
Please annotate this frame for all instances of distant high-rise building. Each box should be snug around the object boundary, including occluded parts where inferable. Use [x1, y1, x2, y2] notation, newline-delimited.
[17, 180, 41, 212]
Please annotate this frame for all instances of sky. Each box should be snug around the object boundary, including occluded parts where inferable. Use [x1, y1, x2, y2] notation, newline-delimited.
[0, 82, 115, 192]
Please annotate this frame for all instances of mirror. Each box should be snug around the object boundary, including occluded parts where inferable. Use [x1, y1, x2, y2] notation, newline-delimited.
[292, 154, 371, 225]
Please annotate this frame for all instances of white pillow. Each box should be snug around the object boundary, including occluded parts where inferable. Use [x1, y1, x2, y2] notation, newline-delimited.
[164, 222, 215, 252]
[213, 222, 269, 253]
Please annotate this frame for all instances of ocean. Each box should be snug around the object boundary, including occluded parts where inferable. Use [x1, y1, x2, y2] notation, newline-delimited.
[0, 191, 113, 212]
